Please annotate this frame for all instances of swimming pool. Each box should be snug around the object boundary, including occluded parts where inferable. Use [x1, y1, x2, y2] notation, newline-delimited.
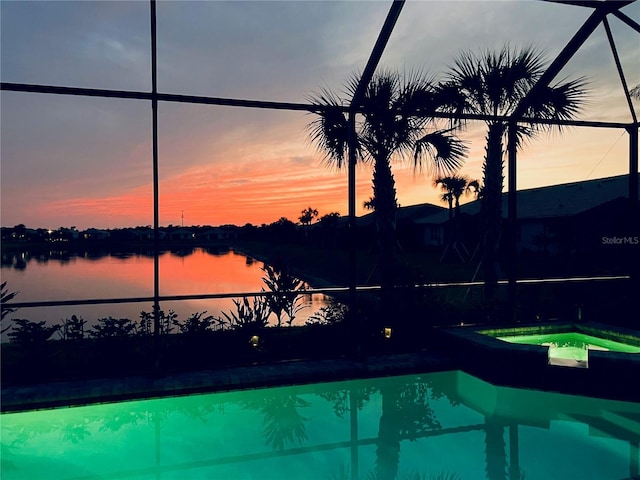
[2, 370, 638, 480]
[496, 332, 640, 366]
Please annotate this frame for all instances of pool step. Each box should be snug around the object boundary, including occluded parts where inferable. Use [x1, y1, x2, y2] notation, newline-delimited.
[601, 410, 640, 436]
[548, 357, 588, 368]
[566, 413, 640, 441]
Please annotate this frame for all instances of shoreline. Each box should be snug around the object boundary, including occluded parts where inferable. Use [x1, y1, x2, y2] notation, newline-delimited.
[232, 244, 345, 290]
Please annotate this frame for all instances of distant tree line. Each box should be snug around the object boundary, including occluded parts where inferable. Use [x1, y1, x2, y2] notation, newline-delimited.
[1, 205, 409, 252]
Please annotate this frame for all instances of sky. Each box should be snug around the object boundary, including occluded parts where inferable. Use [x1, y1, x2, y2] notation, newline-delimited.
[1, 0, 638, 230]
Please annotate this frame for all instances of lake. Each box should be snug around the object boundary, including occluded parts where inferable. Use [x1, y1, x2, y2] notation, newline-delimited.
[1, 247, 333, 336]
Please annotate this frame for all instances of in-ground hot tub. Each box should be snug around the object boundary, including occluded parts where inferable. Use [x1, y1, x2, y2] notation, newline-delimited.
[485, 326, 640, 367]
[439, 321, 640, 401]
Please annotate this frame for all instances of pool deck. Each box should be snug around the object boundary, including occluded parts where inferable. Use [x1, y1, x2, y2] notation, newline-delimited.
[4, 321, 639, 412]
[0, 351, 455, 413]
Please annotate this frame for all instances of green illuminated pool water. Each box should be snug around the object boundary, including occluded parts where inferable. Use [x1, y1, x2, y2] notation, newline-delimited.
[497, 332, 640, 363]
[2, 370, 639, 480]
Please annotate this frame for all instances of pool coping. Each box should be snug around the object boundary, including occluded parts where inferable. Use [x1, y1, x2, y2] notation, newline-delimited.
[475, 321, 640, 348]
[0, 350, 455, 413]
[437, 321, 640, 402]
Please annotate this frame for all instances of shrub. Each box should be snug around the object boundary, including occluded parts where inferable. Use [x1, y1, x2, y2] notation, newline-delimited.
[306, 300, 348, 326]
[58, 315, 86, 340]
[7, 319, 59, 345]
[261, 263, 306, 326]
[1, 281, 19, 333]
[173, 311, 222, 335]
[222, 297, 270, 331]
[89, 317, 136, 338]
[138, 307, 177, 336]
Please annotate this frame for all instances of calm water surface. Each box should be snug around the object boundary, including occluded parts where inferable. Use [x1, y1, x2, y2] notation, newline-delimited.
[1, 247, 331, 332]
[1, 370, 638, 479]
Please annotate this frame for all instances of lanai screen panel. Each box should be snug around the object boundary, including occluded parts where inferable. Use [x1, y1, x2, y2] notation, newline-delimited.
[378, 0, 638, 194]
[0, 1, 151, 91]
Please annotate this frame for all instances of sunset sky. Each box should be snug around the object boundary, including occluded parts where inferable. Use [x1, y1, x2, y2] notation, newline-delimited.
[1, 0, 638, 230]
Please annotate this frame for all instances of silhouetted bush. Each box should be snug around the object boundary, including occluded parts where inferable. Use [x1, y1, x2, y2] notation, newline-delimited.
[173, 311, 221, 335]
[262, 262, 306, 326]
[89, 317, 136, 338]
[58, 315, 87, 340]
[1, 281, 19, 334]
[138, 307, 177, 335]
[222, 297, 270, 332]
[306, 300, 348, 326]
[7, 319, 59, 345]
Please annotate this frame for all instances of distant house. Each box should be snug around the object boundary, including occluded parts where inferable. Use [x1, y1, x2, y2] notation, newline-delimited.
[198, 227, 237, 242]
[356, 202, 446, 228]
[83, 228, 110, 241]
[132, 228, 153, 241]
[415, 207, 479, 249]
[168, 228, 195, 241]
[47, 227, 80, 242]
[415, 174, 638, 254]
[130, 227, 167, 241]
[354, 202, 447, 248]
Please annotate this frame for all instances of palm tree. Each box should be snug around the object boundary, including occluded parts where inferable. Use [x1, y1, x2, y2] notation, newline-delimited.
[363, 196, 377, 212]
[467, 179, 483, 200]
[441, 45, 587, 307]
[308, 70, 466, 296]
[435, 175, 471, 219]
[298, 206, 319, 227]
[435, 175, 475, 261]
[434, 177, 456, 246]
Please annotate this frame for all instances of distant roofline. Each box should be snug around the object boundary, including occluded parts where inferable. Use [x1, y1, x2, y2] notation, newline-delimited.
[414, 173, 638, 224]
[509, 172, 637, 195]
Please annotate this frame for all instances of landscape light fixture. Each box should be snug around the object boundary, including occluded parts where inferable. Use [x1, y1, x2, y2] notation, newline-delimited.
[250, 335, 260, 348]
[383, 327, 392, 339]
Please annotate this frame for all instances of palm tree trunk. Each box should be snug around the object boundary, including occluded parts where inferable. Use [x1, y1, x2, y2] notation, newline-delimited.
[447, 196, 454, 244]
[454, 194, 461, 245]
[372, 153, 398, 321]
[484, 416, 507, 480]
[482, 123, 505, 312]
[376, 385, 401, 480]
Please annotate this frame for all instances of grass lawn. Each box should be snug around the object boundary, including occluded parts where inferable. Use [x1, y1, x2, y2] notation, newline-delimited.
[234, 239, 637, 327]
[234, 240, 479, 287]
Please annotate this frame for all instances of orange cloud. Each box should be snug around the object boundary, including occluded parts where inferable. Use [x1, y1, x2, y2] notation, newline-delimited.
[18, 120, 632, 230]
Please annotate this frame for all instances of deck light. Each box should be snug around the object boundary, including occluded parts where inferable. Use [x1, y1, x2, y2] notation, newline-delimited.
[383, 327, 392, 339]
[250, 335, 260, 348]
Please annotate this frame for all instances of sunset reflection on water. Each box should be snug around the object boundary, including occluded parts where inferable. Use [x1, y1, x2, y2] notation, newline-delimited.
[1, 248, 329, 331]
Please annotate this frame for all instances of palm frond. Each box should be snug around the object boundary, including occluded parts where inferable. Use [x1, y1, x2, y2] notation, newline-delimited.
[523, 76, 588, 125]
[447, 44, 551, 118]
[306, 87, 353, 168]
[433, 81, 471, 126]
[1, 281, 19, 324]
[414, 130, 468, 177]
